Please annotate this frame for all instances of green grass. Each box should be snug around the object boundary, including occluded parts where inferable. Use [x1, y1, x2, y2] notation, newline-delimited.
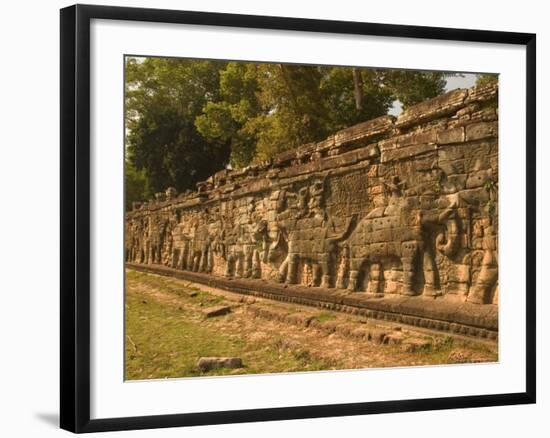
[312, 311, 338, 323]
[190, 290, 225, 307]
[402, 334, 497, 364]
[125, 270, 498, 379]
[125, 274, 332, 380]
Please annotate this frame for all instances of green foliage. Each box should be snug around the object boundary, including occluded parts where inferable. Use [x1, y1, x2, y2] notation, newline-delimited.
[483, 178, 497, 192]
[313, 311, 338, 323]
[319, 67, 394, 129]
[126, 57, 450, 201]
[125, 160, 150, 211]
[379, 70, 447, 108]
[125, 57, 231, 195]
[194, 62, 260, 167]
[195, 64, 446, 165]
[476, 73, 498, 87]
[435, 335, 455, 351]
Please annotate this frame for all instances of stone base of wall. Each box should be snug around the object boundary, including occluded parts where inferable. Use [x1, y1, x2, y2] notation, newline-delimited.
[126, 263, 498, 340]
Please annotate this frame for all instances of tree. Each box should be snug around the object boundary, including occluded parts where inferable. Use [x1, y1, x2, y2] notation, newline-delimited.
[476, 73, 498, 87]
[125, 160, 149, 211]
[196, 64, 447, 166]
[126, 57, 450, 202]
[250, 63, 332, 160]
[378, 70, 447, 108]
[194, 62, 261, 167]
[125, 57, 230, 195]
[319, 67, 394, 131]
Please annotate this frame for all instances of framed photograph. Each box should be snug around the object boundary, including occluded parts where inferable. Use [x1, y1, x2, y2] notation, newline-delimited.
[60, 4, 536, 433]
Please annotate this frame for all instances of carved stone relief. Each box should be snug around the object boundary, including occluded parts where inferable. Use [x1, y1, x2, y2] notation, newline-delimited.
[125, 83, 499, 308]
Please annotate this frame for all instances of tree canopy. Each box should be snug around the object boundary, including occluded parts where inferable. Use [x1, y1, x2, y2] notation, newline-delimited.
[475, 73, 498, 87]
[125, 57, 450, 208]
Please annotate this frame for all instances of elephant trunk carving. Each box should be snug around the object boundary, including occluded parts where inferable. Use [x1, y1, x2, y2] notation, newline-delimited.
[435, 206, 459, 257]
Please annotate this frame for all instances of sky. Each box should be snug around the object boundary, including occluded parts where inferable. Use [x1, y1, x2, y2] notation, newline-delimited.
[445, 73, 477, 91]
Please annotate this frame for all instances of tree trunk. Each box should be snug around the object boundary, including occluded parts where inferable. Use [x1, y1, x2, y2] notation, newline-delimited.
[352, 68, 364, 110]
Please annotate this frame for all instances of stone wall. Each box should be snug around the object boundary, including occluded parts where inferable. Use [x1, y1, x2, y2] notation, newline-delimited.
[126, 82, 498, 310]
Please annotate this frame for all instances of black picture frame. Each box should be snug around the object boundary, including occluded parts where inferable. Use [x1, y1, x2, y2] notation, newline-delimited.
[60, 4, 536, 433]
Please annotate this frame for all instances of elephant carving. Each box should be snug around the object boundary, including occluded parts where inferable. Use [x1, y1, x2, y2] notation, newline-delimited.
[147, 217, 169, 265]
[175, 223, 213, 273]
[344, 194, 459, 296]
[224, 220, 268, 279]
[274, 215, 356, 288]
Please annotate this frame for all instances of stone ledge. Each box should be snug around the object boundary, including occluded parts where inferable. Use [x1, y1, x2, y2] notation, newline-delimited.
[127, 263, 498, 339]
[396, 88, 468, 129]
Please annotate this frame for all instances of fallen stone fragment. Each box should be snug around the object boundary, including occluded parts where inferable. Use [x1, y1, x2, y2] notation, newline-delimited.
[401, 338, 432, 353]
[447, 348, 489, 364]
[197, 357, 243, 372]
[369, 328, 387, 344]
[202, 305, 231, 318]
[351, 327, 370, 340]
[248, 304, 291, 322]
[385, 332, 403, 345]
[309, 319, 338, 334]
[286, 313, 314, 327]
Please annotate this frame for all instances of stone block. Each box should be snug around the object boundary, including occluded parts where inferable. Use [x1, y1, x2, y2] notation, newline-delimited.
[385, 332, 403, 345]
[464, 82, 498, 104]
[437, 127, 465, 145]
[401, 338, 432, 353]
[355, 143, 380, 162]
[394, 129, 438, 148]
[378, 138, 397, 152]
[351, 327, 370, 340]
[202, 305, 231, 318]
[380, 143, 438, 163]
[369, 329, 387, 344]
[465, 169, 493, 189]
[465, 121, 498, 141]
[197, 357, 243, 372]
[334, 115, 395, 147]
[396, 88, 468, 128]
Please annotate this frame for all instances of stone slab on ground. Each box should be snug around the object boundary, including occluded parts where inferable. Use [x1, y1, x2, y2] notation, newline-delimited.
[401, 338, 432, 353]
[197, 357, 242, 372]
[202, 305, 231, 318]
